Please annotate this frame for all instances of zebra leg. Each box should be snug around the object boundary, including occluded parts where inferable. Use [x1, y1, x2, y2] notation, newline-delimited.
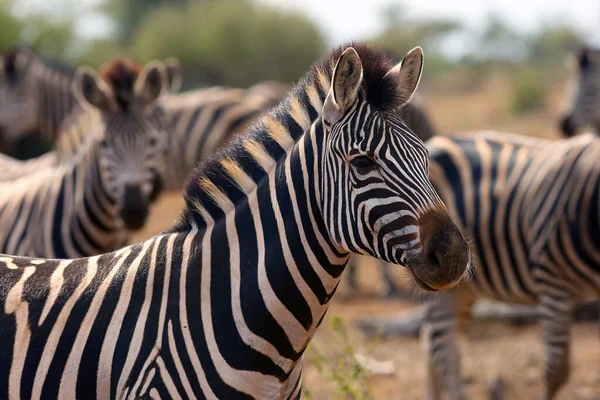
[538, 291, 575, 400]
[422, 288, 475, 400]
[379, 262, 400, 298]
[345, 256, 359, 291]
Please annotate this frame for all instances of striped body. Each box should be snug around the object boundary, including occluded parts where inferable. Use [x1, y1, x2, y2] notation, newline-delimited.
[0, 44, 471, 399]
[0, 111, 101, 182]
[162, 83, 286, 189]
[423, 131, 600, 399]
[0, 139, 126, 258]
[0, 49, 80, 148]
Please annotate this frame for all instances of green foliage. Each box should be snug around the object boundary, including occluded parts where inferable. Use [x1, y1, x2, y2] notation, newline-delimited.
[103, 0, 188, 43]
[509, 68, 547, 114]
[373, 5, 462, 78]
[78, 40, 129, 68]
[18, 15, 75, 59]
[0, 5, 22, 52]
[525, 23, 581, 67]
[130, 0, 325, 87]
[0, 1, 75, 59]
[307, 316, 371, 399]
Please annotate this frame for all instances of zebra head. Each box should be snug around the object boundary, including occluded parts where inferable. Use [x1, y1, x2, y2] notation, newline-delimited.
[320, 46, 471, 292]
[73, 59, 170, 231]
[560, 45, 600, 136]
[0, 49, 38, 142]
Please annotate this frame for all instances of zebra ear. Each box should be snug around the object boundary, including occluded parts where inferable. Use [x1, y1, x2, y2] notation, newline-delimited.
[73, 66, 116, 112]
[385, 46, 424, 107]
[135, 60, 168, 107]
[164, 57, 182, 94]
[323, 47, 363, 124]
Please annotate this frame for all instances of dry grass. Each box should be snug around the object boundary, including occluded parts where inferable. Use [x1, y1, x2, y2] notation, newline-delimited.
[132, 73, 599, 399]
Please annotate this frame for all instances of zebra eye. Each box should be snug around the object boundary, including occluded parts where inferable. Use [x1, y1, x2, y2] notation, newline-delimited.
[149, 137, 158, 146]
[350, 155, 377, 172]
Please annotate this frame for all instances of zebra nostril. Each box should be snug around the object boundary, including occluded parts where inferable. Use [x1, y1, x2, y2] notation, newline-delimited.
[427, 249, 441, 268]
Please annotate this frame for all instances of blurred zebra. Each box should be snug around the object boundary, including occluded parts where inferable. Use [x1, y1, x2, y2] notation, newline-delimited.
[0, 48, 181, 154]
[422, 131, 600, 400]
[0, 58, 170, 258]
[0, 48, 77, 147]
[559, 45, 600, 136]
[0, 49, 286, 190]
[161, 80, 288, 189]
[0, 43, 472, 399]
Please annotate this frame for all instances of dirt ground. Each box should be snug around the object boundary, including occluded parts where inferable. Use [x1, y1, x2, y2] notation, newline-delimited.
[131, 76, 599, 399]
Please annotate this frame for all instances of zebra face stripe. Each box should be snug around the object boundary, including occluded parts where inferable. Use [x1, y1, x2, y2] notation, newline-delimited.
[320, 101, 470, 291]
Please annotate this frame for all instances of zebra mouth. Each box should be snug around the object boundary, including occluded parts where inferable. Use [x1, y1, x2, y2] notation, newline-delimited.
[411, 273, 438, 292]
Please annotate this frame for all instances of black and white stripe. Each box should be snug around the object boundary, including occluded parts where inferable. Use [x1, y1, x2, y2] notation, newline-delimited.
[0, 43, 471, 399]
[421, 131, 600, 400]
[161, 81, 287, 189]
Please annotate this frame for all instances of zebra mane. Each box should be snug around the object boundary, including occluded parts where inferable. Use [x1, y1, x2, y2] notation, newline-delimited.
[99, 58, 144, 110]
[174, 42, 406, 231]
[2, 47, 75, 79]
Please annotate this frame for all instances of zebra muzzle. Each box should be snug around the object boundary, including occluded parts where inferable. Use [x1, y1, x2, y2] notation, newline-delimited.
[407, 210, 471, 291]
[119, 183, 150, 231]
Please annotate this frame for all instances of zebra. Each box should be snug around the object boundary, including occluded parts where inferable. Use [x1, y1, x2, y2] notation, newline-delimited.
[559, 45, 600, 136]
[0, 57, 171, 258]
[421, 131, 600, 400]
[0, 43, 472, 399]
[0, 48, 181, 154]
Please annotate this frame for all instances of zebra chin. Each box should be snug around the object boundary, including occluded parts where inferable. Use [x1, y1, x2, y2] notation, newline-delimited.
[403, 209, 471, 292]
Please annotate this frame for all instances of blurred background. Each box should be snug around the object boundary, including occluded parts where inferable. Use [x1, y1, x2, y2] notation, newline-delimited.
[2, 0, 600, 132]
[2, 1, 599, 398]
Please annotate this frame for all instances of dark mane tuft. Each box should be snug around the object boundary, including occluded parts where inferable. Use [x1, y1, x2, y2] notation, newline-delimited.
[99, 58, 143, 110]
[313, 42, 404, 112]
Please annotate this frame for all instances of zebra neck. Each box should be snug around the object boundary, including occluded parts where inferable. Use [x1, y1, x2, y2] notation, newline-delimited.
[175, 73, 352, 378]
[68, 145, 123, 256]
[32, 62, 78, 142]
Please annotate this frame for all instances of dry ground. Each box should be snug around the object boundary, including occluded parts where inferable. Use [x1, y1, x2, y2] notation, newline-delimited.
[132, 74, 599, 399]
